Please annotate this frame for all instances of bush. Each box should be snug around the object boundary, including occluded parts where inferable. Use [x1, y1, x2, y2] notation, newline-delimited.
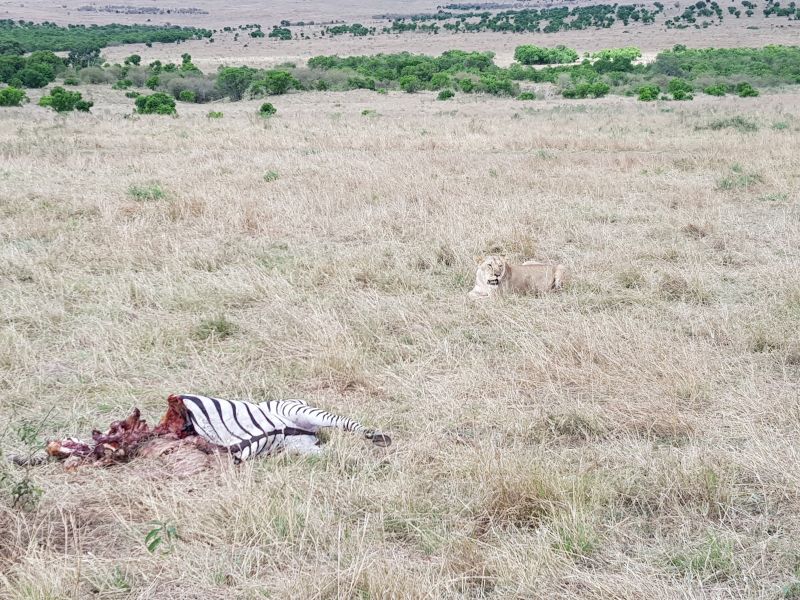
[178, 89, 197, 102]
[216, 66, 258, 100]
[518, 91, 536, 100]
[17, 68, 49, 88]
[207, 111, 223, 118]
[145, 75, 159, 90]
[459, 78, 475, 93]
[38, 86, 92, 112]
[125, 90, 140, 98]
[0, 86, 27, 106]
[63, 76, 79, 85]
[668, 78, 693, 100]
[437, 89, 454, 100]
[259, 102, 276, 117]
[124, 54, 141, 66]
[135, 92, 177, 115]
[250, 70, 300, 96]
[399, 75, 421, 93]
[268, 27, 292, 40]
[638, 84, 661, 101]
[112, 79, 132, 90]
[704, 84, 726, 96]
[736, 82, 759, 97]
[562, 81, 609, 99]
[515, 44, 579, 65]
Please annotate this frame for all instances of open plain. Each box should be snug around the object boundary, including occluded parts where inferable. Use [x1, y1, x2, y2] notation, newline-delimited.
[1, 1, 800, 598]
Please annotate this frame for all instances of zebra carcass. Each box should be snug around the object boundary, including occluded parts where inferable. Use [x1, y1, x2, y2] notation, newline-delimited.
[42, 394, 391, 474]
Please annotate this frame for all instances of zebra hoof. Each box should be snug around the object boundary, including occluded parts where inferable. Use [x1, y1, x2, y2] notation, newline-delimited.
[367, 432, 391, 447]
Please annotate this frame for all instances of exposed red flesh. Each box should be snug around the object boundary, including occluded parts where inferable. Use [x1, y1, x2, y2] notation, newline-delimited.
[45, 396, 215, 470]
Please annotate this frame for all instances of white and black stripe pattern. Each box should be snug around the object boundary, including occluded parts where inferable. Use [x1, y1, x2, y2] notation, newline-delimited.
[178, 394, 389, 463]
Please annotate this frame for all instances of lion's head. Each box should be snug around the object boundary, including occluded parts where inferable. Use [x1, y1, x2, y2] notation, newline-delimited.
[477, 255, 508, 286]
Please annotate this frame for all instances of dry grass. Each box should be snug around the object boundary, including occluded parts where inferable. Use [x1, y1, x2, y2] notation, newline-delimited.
[1, 82, 800, 599]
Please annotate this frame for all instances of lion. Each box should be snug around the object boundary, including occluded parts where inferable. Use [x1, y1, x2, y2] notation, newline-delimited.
[468, 255, 568, 299]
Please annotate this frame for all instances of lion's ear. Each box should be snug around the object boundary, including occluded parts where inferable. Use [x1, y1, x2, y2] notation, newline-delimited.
[474, 255, 484, 264]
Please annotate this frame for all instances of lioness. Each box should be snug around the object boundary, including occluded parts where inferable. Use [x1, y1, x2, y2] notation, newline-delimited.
[468, 255, 568, 299]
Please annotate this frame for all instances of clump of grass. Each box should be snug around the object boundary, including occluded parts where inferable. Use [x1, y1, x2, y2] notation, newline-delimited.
[706, 116, 758, 133]
[361, 108, 378, 116]
[618, 268, 645, 289]
[127, 183, 165, 201]
[207, 111, 223, 119]
[544, 412, 605, 442]
[772, 121, 789, 130]
[682, 223, 709, 239]
[263, 170, 279, 183]
[716, 164, 763, 191]
[193, 315, 238, 340]
[658, 275, 712, 304]
[759, 192, 788, 202]
[553, 516, 596, 558]
[668, 533, 735, 582]
[476, 465, 567, 532]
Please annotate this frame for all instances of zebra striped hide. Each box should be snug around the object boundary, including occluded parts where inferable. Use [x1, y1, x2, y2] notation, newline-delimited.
[177, 394, 391, 463]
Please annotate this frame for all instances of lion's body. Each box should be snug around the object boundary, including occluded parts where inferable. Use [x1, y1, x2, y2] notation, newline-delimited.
[468, 256, 568, 299]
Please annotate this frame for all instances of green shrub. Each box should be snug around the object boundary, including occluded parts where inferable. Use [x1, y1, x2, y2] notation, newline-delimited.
[178, 89, 197, 102]
[518, 91, 536, 100]
[429, 72, 451, 89]
[145, 75, 159, 90]
[515, 44, 578, 65]
[704, 84, 726, 96]
[259, 102, 276, 117]
[638, 84, 661, 101]
[124, 54, 141, 66]
[437, 89, 455, 100]
[17, 68, 49, 88]
[207, 110, 223, 118]
[250, 70, 300, 96]
[0, 86, 27, 106]
[125, 90, 140, 98]
[458, 78, 475, 93]
[668, 78, 693, 100]
[134, 92, 176, 115]
[38, 86, 92, 112]
[268, 27, 291, 40]
[216, 66, 258, 100]
[112, 79, 132, 90]
[399, 75, 421, 93]
[63, 76, 79, 85]
[736, 82, 759, 97]
[263, 170, 279, 182]
[562, 81, 609, 99]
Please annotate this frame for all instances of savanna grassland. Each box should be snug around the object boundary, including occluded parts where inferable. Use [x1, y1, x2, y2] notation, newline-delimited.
[2, 0, 800, 597]
[2, 86, 800, 598]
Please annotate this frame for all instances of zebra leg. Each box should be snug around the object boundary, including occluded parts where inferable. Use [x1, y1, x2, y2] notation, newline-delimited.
[266, 401, 391, 447]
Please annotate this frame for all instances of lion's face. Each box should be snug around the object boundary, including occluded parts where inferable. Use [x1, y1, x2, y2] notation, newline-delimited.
[479, 255, 507, 286]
